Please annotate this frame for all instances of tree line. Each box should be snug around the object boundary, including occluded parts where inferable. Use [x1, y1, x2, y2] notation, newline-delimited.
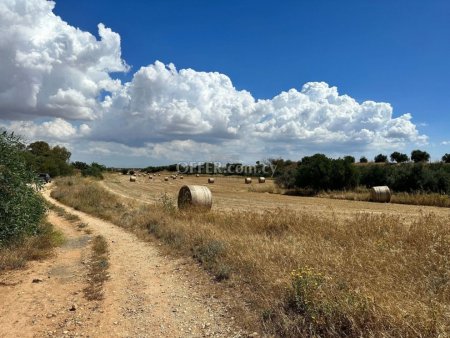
[274, 152, 450, 194]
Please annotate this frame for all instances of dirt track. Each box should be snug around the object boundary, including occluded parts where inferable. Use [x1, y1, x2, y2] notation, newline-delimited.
[0, 188, 250, 338]
[102, 173, 450, 219]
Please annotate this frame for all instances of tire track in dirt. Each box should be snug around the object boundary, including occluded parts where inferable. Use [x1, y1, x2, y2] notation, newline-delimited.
[41, 190, 249, 338]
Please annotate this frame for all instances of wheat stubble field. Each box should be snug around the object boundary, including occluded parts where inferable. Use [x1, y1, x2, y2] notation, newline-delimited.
[48, 173, 450, 337]
[102, 172, 450, 219]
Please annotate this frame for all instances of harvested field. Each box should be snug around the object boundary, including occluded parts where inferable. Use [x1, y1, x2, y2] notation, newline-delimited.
[101, 173, 450, 220]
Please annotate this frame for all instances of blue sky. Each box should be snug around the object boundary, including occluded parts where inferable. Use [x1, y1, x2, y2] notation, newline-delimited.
[0, 0, 449, 165]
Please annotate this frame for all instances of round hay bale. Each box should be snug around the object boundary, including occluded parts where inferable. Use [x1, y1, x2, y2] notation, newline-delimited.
[258, 177, 266, 183]
[149, 176, 153, 180]
[158, 174, 161, 176]
[153, 174, 156, 176]
[370, 186, 391, 203]
[178, 185, 212, 210]
[196, 174, 200, 177]
[130, 175, 136, 182]
[245, 177, 252, 184]
[208, 177, 215, 184]
[180, 176, 184, 179]
[164, 177, 169, 181]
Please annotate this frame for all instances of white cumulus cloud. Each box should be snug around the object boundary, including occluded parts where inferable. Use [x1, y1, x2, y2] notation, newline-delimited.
[0, 0, 127, 121]
[90, 61, 256, 145]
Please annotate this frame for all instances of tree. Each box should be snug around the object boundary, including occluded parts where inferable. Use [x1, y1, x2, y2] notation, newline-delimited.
[374, 154, 388, 163]
[359, 156, 368, 163]
[291, 154, 357, 192]
[27, 141, 50, 157]
[390, 152, 409, 163]
[0, 131, 46, 245]
[52, 146, 71, 162]
[411, 150, 430, 163]
[24, 141, 73, 177]
[344, 156, 355, 163]
[442, 154, 450, 163]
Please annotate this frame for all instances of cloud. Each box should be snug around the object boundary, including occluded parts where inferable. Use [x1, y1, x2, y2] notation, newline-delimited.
[0, 118, 90, 142]
[93, 70, 426, 153]
[254, 83, 427, 150]
[441, 141, 450, 146]
[0, 0, 428, 165]
[0, 0, 127, 121]
[90, 61, 256, 145]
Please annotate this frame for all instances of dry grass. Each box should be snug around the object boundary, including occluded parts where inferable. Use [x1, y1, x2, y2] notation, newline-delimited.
[0, 221, 64, 273]
[248, 184, 281, 194]
[84, 235, 109, 301]
[52, 176, 450, 337]
[318, 188, 450, 207]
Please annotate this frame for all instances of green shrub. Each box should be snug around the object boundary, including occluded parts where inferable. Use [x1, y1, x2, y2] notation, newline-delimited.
[0, 131, 46, 246]
[81, 162, 105, 179]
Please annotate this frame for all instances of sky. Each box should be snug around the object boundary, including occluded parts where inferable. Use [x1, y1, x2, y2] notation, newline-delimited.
[0, 0, 449, 166]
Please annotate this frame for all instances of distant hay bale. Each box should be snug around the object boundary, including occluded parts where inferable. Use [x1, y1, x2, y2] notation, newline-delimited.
[370, 186, 391, 203]
[172, 176, 177, 180]
[149, 176, 153, 180]
[196, 174, 200, 177]
[130, 175, 136, 182]
[153, 174, 156, 176]
[208, 178, 215, 184]
[158, 174, 161, 176]
[180, 176, 184, 179]
[178, 185, 212, 210]
[245, 177, 252, 184]
[258, 177, 266, 183]
[164, 177, 169, 181]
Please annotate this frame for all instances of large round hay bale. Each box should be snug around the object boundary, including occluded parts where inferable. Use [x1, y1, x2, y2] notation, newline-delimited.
[149, 176, 153, 180]
[196, 174, 200, 177]
[370, 186, 391, 203]
[258, 177, 266, 183]
[180, 176, 184, 179]
[178, 185, 212, 210]
[208, 177, 215, 184]
[164, 177, 169, 181]
[130, 175, 136, 182]
[245, 177, 252, 184]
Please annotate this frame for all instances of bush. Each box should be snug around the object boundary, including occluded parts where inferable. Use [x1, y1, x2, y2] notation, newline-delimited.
[72, 161, 89, 170]
[359, 156, 368, 163]
[0, 131, 46, 246]
[358, 163, 450, 194]
[442, 154, 450, 163]
[81, 162, 105, 179]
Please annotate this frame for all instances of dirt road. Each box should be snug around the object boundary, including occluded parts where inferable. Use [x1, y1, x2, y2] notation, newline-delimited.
[0, 190, 250, 338]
